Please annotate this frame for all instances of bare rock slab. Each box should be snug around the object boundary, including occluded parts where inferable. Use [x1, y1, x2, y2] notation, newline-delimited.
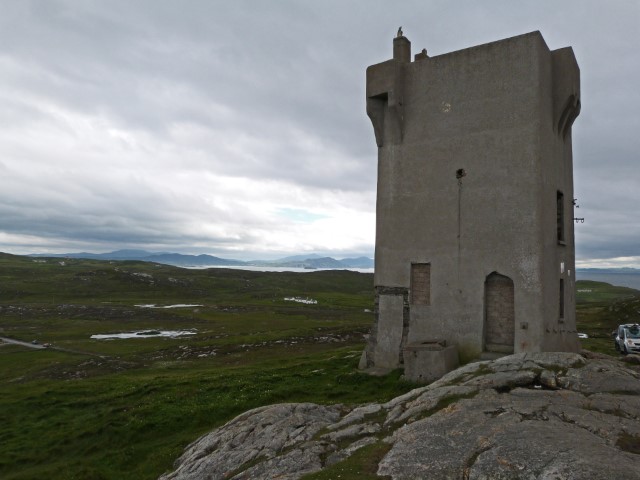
[160, 353, 640, 480]
[159, 403, 341, 480]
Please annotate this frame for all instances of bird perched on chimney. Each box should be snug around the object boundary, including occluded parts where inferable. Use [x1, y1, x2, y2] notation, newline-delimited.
[397, 26, 403, 37]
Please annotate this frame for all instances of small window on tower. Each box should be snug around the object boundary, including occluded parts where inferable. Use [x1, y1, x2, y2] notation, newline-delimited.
[411, 263, 431, 305]
[557, 191, 565, 244]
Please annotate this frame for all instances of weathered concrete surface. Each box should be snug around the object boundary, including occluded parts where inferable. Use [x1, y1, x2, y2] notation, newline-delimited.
[403, 342, 459, 383]
[365, 31, 582, 370]
[160, 353, 640, 480]
[373, 294, 405, 368]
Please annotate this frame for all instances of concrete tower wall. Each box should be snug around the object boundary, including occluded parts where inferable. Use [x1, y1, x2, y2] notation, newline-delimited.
[363, 31, 581, 370]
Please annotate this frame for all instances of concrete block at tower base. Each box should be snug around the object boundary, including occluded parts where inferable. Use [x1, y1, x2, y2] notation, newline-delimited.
[404, 341, 459, 384]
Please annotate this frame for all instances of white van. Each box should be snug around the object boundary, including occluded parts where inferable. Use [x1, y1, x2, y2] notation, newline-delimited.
[614, 324, 640, 354]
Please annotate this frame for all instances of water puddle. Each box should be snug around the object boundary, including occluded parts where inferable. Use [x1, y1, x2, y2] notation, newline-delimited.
[91, 330, 197, 339]
[283, 297, 318, 305]
[134, 304, 203, 309]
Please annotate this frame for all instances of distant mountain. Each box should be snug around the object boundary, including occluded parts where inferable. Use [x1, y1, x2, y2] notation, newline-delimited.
[576, 268, 640, 274]
[28, 250, 373, 270]
[98, 249, 166, 260]
[275, 254, 324, 262]
[30, 250, 246, 267]
[251, 256, 374, 269]
[30, 249, 163, 261]
[275, 257, 346, 269]
[144, 254, 246, 267]
[340, 257, 375, 268]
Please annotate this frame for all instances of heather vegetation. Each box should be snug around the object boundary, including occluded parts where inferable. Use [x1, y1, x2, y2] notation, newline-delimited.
[0, 252, 636, 479]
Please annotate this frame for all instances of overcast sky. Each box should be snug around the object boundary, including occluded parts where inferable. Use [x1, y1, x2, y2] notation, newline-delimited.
[1, 1, 638, 265]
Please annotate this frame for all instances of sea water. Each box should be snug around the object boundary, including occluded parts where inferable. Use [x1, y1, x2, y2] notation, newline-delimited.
[576, 271, 640, 290]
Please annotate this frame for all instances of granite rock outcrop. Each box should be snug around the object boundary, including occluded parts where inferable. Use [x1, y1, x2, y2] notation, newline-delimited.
[160, 352, 640, 480]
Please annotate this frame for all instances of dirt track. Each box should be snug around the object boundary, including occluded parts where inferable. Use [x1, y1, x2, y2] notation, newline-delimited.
[0, 336, 47, 349]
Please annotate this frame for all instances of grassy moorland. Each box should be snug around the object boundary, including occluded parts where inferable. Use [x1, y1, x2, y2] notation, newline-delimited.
[0, 253, 413, 480]
[575, 279, 640, 353]
[1, 252, 638, 479]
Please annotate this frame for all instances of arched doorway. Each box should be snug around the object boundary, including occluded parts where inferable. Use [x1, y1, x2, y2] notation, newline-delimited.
[484, 272, 515, 353]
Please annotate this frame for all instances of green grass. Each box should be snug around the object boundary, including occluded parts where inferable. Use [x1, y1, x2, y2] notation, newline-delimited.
[0, 347, 412, 480]
[576, 280, 638, 305]
[0, 253, 413, 479]
[302, 441, 392, 480]
[576, 280, 640, 354]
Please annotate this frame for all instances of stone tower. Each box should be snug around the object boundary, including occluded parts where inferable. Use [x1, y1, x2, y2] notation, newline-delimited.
[361, 31, 581, 375]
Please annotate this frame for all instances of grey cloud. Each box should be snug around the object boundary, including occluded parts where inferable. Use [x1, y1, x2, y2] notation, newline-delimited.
[1, 0, 639, 262]
[2, 1, 378, 192]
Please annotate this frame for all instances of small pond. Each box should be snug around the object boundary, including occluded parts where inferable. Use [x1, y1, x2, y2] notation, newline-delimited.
[283, 297, 318, 305]
[91, 330, 197, 340]
[134, 304, 203, 309]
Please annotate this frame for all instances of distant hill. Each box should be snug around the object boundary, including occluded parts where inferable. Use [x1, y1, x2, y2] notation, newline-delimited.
[576, 268, 640, 291]
[577, 267, 640, 274]
[30, 250, 246, 267]
[144, 253, 246, 266]
[28, 250, 374, 269]
[340, 257, 374, 268]
[252, 255, 373, 269]
[272, 257, 346, 269]
[275, 254, 324, 262]
[30, 249, 159, 261]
